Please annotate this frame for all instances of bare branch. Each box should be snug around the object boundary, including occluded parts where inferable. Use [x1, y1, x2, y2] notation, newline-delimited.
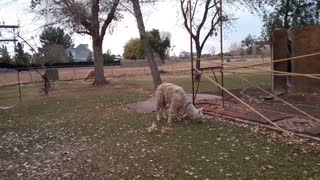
[191, 0, 198, 21]
[101, 0, 121, 40]
[200, 11, 219, 50]
[208, 0, 220, 9]
[119, 2, 135, 16]
[180, 0, 196, 39]
[195, 0, 211, 37]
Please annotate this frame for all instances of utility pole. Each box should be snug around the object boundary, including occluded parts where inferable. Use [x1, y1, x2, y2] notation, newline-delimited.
[0, 25, 19, 43]
[0, 25, 21, 101]
[0, 25, 19, 56]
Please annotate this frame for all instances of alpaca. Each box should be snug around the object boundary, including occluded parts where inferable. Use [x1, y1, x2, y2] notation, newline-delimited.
[155, 83, 205, 124]
[84, 69, 95, 81]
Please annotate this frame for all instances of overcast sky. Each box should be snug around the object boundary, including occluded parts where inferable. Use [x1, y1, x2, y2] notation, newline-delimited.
[0, 0, 263, 56]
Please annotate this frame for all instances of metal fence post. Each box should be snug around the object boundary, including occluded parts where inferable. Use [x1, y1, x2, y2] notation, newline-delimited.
[73, 65, 76, 80]
[172, 57, 174, 73]
[17, 70, 22, 102]
[112, 65, 115, 77]
[144, 60, 146, 75]
[29, 67, 33, 83]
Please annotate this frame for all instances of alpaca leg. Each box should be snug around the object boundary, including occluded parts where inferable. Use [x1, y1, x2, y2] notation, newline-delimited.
[167, 111, 173, 124]
[162, 107, 168, 119]
[156, 105, 162, 121]
[177, 113, 182, 121]
[155, 92, 165, 121]
[156, 111, 161, 121]
[167, 105, 176, 124]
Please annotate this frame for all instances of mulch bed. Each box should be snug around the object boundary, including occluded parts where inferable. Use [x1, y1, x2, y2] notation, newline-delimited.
[196, 99, 320, 139]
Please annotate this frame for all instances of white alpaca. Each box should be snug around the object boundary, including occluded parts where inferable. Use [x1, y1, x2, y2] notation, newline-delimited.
[84, 69, 95, 81]
[155, 83, 205, 124]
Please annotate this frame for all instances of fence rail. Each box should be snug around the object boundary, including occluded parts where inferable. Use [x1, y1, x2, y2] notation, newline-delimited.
[0, 56, 270, 87]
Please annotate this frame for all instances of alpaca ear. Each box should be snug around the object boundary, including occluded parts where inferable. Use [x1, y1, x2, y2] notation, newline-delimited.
[198, 108, 203, 113]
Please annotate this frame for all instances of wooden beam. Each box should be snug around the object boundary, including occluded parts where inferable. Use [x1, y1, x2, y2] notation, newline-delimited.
[0, 39, 18, 42]
[0, 25, 19, 28]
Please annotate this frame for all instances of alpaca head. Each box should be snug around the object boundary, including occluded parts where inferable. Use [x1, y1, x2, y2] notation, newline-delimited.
[195, 107, 206, 120]
[187, 106, 205, 121]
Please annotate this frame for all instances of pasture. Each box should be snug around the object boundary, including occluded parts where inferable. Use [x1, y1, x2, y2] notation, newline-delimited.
[0, 74, 320, 179]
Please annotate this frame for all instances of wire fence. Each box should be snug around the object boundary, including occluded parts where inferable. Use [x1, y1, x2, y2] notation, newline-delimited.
[0, 55, 270, 106]
[193, 51, 320, 139]
[0, 55, 270, 87]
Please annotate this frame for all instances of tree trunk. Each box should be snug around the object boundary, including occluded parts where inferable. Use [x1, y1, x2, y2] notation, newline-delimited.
[195, 40, 202, 81]
[92, 37, 108, 85]
[131, 0, 162, 89]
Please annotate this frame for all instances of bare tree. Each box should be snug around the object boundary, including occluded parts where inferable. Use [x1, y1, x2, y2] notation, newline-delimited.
[180, 0, 223, 72]
[31, 0, 121, 85]
[125, 0, 162, 89]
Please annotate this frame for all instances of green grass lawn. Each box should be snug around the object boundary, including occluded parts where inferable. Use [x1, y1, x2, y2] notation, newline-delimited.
[0, 77, 319, 179]
[116, 73, 272, 93]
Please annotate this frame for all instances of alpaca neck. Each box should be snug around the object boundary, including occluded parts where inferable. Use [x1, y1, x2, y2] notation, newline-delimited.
[185, 104, 198, 119]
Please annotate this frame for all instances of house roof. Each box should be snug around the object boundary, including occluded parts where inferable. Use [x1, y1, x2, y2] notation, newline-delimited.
[67, 44, 92, 52]
[67, 45, 75, 51]
[76, 44, 91, 51]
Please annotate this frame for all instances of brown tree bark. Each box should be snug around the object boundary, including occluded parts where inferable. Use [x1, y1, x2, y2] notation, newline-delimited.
[195, 39, 201, 81]
[131, 0, 162, 89]
[92, 37, 108, 85]
[195, 38, 201, 66]
[90, 0, 108, 85]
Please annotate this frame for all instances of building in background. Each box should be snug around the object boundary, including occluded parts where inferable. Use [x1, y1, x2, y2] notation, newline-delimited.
[66, 44, 93, 62]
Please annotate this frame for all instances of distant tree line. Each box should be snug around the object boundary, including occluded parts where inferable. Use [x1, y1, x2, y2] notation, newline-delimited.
[0, 43, 35, 66]
[0, 26, 74, 66]
[227, 34, 270, 57]
[0, 25, 124, 69]
[123, 29, 171, 64]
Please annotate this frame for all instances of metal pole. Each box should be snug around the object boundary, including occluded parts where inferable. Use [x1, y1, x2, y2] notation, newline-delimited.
[13, 29, 17, 58]
[17, 70, 22, 102]
[73, 65, 76, 80]
[219, 0, 225, 108]
[144, 60, 146, 75]
[189, 0, 195, 104]
[111, 66, 113, 77]
[29, 67, 33, 83]
[44, 72, 48, 95]
[172, 57, 174, 73]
